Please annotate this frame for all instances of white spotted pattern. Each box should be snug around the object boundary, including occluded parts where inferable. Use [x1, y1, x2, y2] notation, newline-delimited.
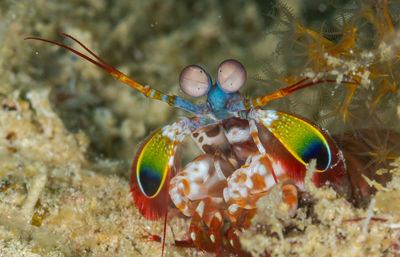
[249, 108, 278, 127]
[161, 118, 192, 142]
[214, 212, 222, 222]
[196, 201, 205, 217]
[210, 234, 215, 243]
[223, 188, 230, 202]
[225, 126, 250, 144]
[228, 204, 238, 214]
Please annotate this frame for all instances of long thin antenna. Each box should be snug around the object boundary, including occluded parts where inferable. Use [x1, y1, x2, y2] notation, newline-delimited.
[25, 34, 204, 114]
[247, 77, 359, 108]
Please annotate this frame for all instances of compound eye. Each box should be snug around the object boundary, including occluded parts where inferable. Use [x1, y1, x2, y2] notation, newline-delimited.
[216, 59, 246, 93]
[179, 65, 211, 97]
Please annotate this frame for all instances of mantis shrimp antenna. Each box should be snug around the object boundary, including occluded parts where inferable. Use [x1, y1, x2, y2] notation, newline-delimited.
[247, 77, 360, 108]
[25, 34, 204, 114]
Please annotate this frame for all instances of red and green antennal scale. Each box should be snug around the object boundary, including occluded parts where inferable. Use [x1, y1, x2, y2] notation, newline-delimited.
[262, 111, 331, 171]
[136, 130, 173, 199]
[130, 130, 176, 220]
[130, 129, 177, 257]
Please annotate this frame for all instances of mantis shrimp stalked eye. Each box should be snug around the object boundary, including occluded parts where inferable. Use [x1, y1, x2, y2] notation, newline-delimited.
[216, 59, 247, 93]
[179, 65, 211, 97]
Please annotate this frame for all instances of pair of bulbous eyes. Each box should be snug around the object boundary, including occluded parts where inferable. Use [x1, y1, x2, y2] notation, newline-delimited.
[179, 59, 247, 97]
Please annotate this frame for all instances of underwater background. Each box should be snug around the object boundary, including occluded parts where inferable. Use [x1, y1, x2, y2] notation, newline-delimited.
[1, 0, 400, 256]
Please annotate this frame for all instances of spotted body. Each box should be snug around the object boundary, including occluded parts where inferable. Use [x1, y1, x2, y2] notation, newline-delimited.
[27, 35, 352, 257]
[169, 112, 348, 241]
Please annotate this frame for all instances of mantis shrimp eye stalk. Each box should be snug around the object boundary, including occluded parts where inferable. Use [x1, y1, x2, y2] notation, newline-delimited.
[179, 65, 211, 97]
[216, 59, 247, 93]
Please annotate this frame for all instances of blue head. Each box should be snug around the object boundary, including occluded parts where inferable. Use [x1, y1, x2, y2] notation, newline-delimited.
[179, 59, 247, 118]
